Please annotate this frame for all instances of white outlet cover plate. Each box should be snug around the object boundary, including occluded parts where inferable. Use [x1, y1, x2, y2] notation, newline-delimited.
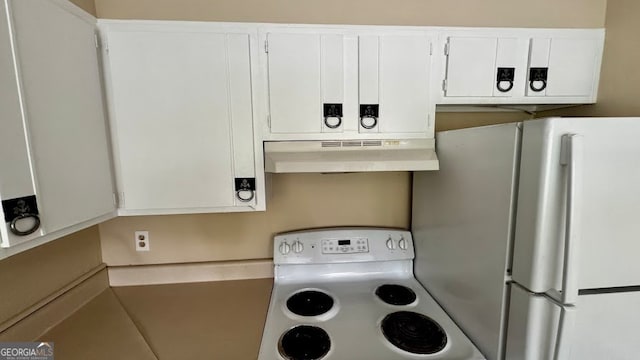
[135, 231, 150, 251]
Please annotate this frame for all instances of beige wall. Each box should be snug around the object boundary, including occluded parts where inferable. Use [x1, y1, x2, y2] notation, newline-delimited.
[95, 0, 606, 266]
[0, 226, 102, 326]
[100, 172, 411, 265]
[69, 0, 96, 16]
[95, 0, 606, 27]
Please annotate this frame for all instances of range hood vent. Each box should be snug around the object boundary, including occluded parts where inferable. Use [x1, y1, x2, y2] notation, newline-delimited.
[264, 139, 439, 173]
[320, 140, 384, 148]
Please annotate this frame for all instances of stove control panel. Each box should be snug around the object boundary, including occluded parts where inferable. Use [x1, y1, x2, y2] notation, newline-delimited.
[321, 238, 369, 254]
[273, 228, 414, 264]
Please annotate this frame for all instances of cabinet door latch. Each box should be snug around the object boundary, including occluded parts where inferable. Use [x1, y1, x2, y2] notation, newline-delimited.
[2, 195, 40, 236]
[235, 178, 256, 202]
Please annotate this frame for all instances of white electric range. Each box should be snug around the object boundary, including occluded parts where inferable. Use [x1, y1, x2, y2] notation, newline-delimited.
[258, 228, 485, 360]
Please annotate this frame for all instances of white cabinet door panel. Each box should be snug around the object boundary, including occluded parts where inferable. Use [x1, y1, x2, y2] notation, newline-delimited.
[546, 38, 600, 97]
[445, 37, 497, 97]
[0, 1, 40, 246]
[228, 34, 256, 179]
[321, 34, 344, 104]
[0, 2, 34, 202]
[358, 35, 379, 105]
[10, 0, 114, 233]
[320, 34, 345, 133]
[227, 33, 260, 207]
[107, 31, 237, 210]
[526, 38, 551, 96]
[358, 35, 380, 133]
[493, 37, 527, 97]
[378, 35, 430, 133]
[267, 33, 322, 134]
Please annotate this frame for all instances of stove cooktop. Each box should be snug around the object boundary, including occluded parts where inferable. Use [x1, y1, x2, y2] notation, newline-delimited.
[258, 228, 485, 360]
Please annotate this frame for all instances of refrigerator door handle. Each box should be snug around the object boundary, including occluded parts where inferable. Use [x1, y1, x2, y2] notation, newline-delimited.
[556, 134, 584, 305]
[553, 305, 577, 360]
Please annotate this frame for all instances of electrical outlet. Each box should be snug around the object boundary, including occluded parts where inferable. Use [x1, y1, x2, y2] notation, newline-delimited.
[135, 231, 150, 251]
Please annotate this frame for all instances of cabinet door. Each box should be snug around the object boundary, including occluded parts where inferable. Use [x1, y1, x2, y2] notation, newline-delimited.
[444, 36, 526, 98]
[105, 28, 257, 212]
[527, 37, 601, 97]
[9, 0, 115, 235]
[444, 37, 496, 97]
[0, 1, 40, 246]
[359, 34, 432, 133]
[266, 32, 345, 134]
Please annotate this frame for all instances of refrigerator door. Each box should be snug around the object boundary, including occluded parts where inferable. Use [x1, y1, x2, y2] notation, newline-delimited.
[512, 117, 640, 294]
[507, 284, 640, 360]
[505, 283, 565, 360]
[413, 123, 521, 360]
[569, 289, 640, 359]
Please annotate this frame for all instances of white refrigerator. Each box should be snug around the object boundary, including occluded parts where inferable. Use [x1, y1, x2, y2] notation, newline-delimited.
[412, 118, 640, 360]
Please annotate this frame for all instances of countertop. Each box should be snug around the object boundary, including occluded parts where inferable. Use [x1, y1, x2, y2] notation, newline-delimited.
[40, 278, 274, 360]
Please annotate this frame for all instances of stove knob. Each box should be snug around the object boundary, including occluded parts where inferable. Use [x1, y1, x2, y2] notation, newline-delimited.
[398, 237, 408, 250]
[386, 237, 396, 250]
[292, 241, 304, 253]
[279, 242, 291, 255]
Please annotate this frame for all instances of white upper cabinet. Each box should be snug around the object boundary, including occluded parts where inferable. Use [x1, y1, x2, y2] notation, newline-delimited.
[438, 29, 604, 105]
[100, 22, 265, 215]
[526, 36, 602, 98]
[0, 0, 115, 252]
[262, 25, 604, 135]
[261, 26, 435, 140]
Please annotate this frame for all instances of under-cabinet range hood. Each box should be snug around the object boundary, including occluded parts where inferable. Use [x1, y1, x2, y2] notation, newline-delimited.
[264, 139, 439, 173]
